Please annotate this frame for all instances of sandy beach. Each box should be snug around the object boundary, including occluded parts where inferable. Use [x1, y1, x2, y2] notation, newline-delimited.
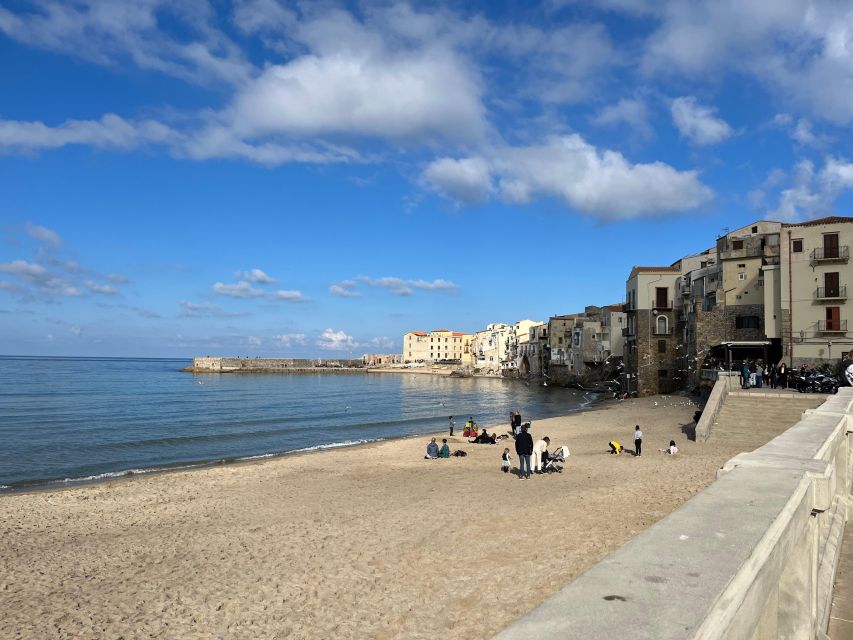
[2, 395, 751, 639]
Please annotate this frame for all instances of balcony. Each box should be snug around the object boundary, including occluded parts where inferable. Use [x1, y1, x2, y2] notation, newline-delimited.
[810, 246, 849, 265]
[817, 320, 848, 334]
[652, 301, 672, 311]
[652, 327, 674, 336]
[815, 285, 847, 301]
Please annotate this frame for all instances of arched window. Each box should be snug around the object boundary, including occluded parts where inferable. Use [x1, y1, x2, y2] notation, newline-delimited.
[656, 315, 668, 335]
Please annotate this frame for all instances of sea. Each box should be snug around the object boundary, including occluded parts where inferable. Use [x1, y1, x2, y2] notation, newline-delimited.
[0, 356, 597, 491]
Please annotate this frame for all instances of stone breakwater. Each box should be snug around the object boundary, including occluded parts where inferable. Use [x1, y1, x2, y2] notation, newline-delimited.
[182, 357, 365, 373]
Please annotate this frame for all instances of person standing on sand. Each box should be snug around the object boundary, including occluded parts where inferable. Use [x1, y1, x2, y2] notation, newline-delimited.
[532, 436, 550, 474]
[634, 425, 643, 457]
[448, 416, 455, 437]
[515, 424, 534, 479]
[501, 448, 511, 473]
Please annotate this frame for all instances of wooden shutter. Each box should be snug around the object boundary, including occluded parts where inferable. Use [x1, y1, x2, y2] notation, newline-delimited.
[824, 233, 839, 259]
[656, 287, 668, 308]
[827, 306, 840, 331]
[825, 272, 839, 297]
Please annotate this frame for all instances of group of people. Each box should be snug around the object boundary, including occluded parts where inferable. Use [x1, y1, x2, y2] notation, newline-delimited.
[734, 359, 817, 390]
[512, 423, 553, 479]
[608, 425, 678, 456]
[424, 437, 451, 459]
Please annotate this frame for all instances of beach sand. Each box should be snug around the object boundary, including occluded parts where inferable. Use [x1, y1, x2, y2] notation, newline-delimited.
[2, 395, 749, 639]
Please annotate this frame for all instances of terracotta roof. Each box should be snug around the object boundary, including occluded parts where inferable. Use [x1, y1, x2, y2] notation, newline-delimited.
[604, 304, 625, 312]
[431, 328, 451, 333]
[407, 331, 427, 336]
[783, 216, 853, 228]
[452, 332, 464, 336]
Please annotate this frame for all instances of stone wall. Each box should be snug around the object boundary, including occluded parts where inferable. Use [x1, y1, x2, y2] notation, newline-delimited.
[633, 310, 680, 396]
[191, 357, 363, 372]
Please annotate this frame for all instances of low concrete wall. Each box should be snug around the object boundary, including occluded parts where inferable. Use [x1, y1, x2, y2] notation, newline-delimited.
[189, 357, 363, 372]
[493, 389, 853, 640]
[695, 372, 740, 441]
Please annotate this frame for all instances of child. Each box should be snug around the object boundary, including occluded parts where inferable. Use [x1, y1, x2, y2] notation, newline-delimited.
[439, 439, 451, 458]
[501, 448, 511, 473]
[608, 440, 622, 455]
[634, 425, 643, 457]
[659, 440, 678, 455]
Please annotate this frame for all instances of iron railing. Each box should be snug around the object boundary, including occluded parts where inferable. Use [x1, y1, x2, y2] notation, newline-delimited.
[817, 319, 848, 333]
[815, 285, 847, 299]
[810, 246, 849, 262]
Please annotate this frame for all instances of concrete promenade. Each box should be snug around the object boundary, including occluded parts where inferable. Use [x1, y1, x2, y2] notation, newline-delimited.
[493, 389, 853, 639]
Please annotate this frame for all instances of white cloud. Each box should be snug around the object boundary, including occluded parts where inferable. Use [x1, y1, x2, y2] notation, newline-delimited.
[247, 335, 262, 346]
[84, 280, 118, 295]
[771, 157, 853, 221]
[235, 268, 276, 284]
[670, 97, 733, 145]
[317, 328, 356, 351]
[356, 276, 458, 296]
[424, 135, 713, 219]
[423, 157, 492, 204]
[329, 280, 361, 298]
[0, 114, 180, 153]
[0, 259, 49, 280]
[0, 1, 253, 86]
[368, 336, 396, 350]
[642, 2, 853, 124]
[591, 97, 653, 138]
[226, 46, 485, 144]
[273, 333, 308, 348]
[24, 223, 61, 247]
[178, 301, 248, 318]
[213, 280, 264, 298]
[269, 289, 309, 302]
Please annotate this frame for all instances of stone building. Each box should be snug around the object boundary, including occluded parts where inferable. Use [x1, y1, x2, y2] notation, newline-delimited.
[780, 216, 853, 367]
[519, 323, 548, 377]
[624, 266, 682, 396]
[403, 329, 473, 364]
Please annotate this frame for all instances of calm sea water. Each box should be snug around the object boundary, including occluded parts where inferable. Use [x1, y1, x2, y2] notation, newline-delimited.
[0, 356, 595, 491]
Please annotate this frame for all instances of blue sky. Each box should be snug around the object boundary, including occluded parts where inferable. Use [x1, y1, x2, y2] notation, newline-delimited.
[2, 0, 853, 357]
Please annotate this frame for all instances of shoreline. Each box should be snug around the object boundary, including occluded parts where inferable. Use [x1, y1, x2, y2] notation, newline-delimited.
[1, 394, 606, 496]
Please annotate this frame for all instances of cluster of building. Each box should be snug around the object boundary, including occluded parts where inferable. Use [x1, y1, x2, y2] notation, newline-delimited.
[395, 217, 852, 397]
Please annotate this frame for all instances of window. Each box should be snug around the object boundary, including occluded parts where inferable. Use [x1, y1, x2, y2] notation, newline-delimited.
[656, 315, 668, 334]
[792, 239, 803, 253]
[825, 272, 840, 297]
[655, 287, 668, 308]
[751, 226, 758, 233]
[732, 240, 744, 250]
[700, 261, 707, 268]
[658, 369, 668, 379]
[737, 263, 746, 268]
[658, 340, 667, 354]
[558, 337, 563, 344]
[735, 316, 760, 329]
[738, 273, 746, 280]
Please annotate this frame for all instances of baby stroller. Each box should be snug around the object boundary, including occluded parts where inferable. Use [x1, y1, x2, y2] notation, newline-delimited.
[543, 446, 569, 473]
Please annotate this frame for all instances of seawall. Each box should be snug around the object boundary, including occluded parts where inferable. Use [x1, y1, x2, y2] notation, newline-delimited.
[183, 357, 365, 373]
[493, 388, 853, 639]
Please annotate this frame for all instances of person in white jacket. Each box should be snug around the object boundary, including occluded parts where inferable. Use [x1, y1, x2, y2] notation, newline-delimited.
[532, 437, 550, 473]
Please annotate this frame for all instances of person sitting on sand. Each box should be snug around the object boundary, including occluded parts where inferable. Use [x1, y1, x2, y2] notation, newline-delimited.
[659, 440, 678, 455]
[609, 441, 622, 455]
[439, 439, 450, 458]
[463, 416, 474, 437]
[470, 428, 490, 444]
[425, 437, 439, 459]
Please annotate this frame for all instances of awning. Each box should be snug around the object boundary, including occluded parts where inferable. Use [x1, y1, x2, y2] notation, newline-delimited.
[717, 341, 771, 347]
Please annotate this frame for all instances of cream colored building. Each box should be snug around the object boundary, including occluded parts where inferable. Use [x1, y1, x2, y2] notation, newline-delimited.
[780, 216, 853, 366]
[403, 330, 473, 363]
[472, 323, 511, 372]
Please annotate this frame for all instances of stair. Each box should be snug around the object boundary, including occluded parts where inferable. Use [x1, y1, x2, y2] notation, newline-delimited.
[709, 391, 826, 450]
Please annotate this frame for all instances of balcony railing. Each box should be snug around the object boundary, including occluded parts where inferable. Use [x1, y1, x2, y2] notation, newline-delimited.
[652, 327, 674, 336]
[810, 246, 849, 264]
[815, 285, 847, 300]
[817, 320, 848, 333]
[652, 301, 671, 310]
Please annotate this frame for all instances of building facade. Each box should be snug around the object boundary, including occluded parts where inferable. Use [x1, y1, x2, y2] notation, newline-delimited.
[780, 217, 853, 367]
[403, 330, 473, 364]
